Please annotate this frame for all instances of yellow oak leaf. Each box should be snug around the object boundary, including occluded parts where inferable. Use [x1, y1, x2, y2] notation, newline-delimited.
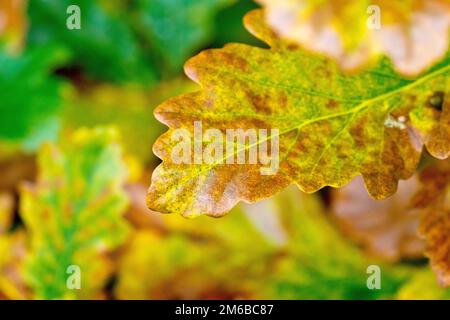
[257, 0, 450, 76]
[147, 9, 449, 217]
[20, 127, 130, 299]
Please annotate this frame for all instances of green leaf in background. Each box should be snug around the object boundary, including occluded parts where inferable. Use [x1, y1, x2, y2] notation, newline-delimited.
[132, 0, 237, 73]
[20, 127, 130, 299]
[0, 46, 67, 146]
[27, 0, 157, 84]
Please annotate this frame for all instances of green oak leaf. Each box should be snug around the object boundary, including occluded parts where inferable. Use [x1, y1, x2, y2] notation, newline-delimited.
[20, 127, 130, 299]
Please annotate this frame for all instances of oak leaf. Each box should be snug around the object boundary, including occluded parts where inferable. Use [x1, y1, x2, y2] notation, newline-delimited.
[331, 175, 424, 262]
[413, 160, 450, 287]
[147, 9, 450, 217]
[20, 127, 130, 299]
[257, 0, 450, 76]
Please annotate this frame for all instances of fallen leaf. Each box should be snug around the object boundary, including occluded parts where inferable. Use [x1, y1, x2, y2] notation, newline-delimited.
[20, 127, 130, 299]
[148, 9, 450, 217]
[331, 175, 424, 262]
[413, 159, 450, 287]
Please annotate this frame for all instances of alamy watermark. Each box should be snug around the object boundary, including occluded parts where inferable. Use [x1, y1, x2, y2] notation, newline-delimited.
[367, 5, 382, 30]
[171, 121, 280, 175]
[66, 5, 81, 30]
[66, 265, 81, 290]
[366, 265, 381, 290]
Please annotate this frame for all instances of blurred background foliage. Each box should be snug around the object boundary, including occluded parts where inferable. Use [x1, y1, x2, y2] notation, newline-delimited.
[0, 0, 449, 300]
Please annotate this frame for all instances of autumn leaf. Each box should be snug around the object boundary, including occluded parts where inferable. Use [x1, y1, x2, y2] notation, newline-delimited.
[257, 0, 450, 77]
[147, 9, 450, 217]
[20, 127, 130, 299]
[413, 159, 450, 287]
[331, 175, 424, 262]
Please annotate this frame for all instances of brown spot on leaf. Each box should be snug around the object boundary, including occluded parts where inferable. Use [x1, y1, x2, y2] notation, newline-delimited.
[349, 121, 366, 149]
[247, 91, 272, 115]
[218, 52, 249, 72]
[278, 92, 288, 108]
[286, 43, 300, 51]
[326, 99, 339, 109]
